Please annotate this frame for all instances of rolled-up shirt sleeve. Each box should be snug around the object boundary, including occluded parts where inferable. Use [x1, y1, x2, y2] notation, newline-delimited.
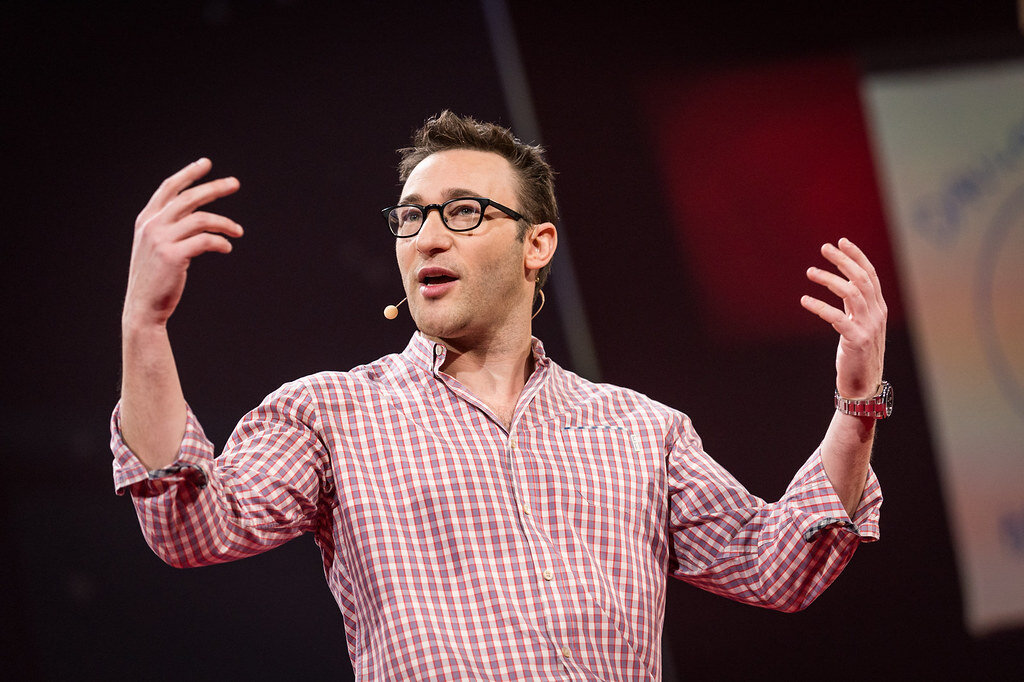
[109, 380, 332, 568]
[666, 414, 882, 612]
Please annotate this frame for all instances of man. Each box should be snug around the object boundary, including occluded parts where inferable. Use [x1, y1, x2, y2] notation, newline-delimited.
[113, 111, 887, 679]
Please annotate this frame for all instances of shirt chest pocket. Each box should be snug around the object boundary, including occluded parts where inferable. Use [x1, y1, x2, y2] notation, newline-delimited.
[538, 424, 654, 528]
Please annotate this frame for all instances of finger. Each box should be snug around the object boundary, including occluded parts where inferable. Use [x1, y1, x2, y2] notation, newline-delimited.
[837, 237, 886, 312]
[820, 241, 868, 285]
[172, 231, 236, 260]
[140, 158, 213, 219]
[818, 241, 878, 311]
[805, 265, 869, 319]
[167, 211, 244, 242]
[800, 294, 849, 331]
[802, 289, 883, 363]
[169, 175, 241, 220]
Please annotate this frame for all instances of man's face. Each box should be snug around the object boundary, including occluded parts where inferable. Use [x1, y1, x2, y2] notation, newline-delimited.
[395, 149, 530, 344]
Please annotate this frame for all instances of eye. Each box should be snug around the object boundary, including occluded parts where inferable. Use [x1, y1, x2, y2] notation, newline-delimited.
[445, 200, 482, 220]
[397, 206, 423, 224]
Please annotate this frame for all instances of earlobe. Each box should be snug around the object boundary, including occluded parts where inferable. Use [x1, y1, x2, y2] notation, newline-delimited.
[524, 222, 558, 270]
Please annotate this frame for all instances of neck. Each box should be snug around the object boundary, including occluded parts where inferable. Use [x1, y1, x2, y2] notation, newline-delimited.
[427, 325, 535, 422]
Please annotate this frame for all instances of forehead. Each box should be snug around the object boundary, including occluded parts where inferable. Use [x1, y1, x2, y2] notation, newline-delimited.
[401, 149, 517, 202]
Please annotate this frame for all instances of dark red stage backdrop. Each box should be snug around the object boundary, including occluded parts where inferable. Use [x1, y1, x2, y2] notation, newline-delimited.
[644, 57, 901, 343]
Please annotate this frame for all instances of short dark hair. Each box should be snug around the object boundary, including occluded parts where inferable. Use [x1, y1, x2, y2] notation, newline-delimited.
[398, 111, 557, 291]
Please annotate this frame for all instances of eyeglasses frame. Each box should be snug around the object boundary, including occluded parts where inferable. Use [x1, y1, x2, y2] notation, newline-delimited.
[382, 196, 527, 238]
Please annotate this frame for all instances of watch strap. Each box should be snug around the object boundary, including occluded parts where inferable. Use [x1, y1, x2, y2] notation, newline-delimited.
[834, 380, 893, 419]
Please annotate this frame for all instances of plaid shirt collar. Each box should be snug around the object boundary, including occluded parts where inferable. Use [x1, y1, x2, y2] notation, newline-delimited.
[403, 331, 550, 377]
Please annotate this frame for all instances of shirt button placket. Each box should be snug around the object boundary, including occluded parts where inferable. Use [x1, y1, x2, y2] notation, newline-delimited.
[508, 442, 532, 518]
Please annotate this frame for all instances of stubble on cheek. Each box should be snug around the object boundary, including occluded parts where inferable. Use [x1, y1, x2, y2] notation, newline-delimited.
[401, 237, 525, 337]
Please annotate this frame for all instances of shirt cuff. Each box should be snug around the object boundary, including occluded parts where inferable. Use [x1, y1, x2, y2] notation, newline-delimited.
[109, 401, 214, 495]
[783, 448, 882, 543]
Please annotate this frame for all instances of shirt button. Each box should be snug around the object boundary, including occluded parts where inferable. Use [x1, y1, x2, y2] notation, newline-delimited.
[542, 569, 554, 581]
[560, 646, 572, 658]
[521, 503, 531, 515]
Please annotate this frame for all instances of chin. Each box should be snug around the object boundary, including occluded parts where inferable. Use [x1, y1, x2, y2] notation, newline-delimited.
[410, 308, 466, 339]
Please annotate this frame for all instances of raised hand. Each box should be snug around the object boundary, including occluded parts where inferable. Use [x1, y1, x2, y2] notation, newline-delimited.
[123, 158, 242, 328]
[801, 238, 887, 401]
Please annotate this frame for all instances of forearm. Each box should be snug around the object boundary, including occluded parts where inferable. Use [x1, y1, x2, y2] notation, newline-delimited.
[116, 381, 326, 568]
[131, 467, 304, 569]
[115, 159, 241, 471]
[819, 409, 875, 517]
[668, 438, 878, 612]
[119, 319, 188, 471]
[800, 239, 887, 517]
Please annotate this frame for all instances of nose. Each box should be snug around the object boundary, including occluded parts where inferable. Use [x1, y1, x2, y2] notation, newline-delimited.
[414, 207, 453, 255]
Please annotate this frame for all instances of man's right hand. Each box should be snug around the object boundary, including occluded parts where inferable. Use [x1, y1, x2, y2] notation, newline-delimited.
[123, 158, 242, 329]
[119, 158, 241, 471]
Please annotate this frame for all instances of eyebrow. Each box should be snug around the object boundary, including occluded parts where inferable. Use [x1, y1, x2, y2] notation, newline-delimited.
[399, 188, 481, 205]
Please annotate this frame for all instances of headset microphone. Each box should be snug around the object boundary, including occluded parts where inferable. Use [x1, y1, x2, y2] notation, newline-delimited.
[383, 297, 407, 320]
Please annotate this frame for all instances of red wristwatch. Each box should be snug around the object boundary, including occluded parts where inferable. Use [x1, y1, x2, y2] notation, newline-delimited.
[834, 381, 893, 419]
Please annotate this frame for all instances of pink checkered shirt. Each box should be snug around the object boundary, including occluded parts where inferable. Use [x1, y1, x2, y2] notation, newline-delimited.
[111, 333, 881, 680]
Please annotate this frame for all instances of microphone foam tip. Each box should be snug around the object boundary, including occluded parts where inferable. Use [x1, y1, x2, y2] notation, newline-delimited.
[383, 305, 399, 320]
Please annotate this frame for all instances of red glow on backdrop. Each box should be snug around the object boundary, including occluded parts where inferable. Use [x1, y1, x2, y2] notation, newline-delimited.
[645, 57, 900, 342]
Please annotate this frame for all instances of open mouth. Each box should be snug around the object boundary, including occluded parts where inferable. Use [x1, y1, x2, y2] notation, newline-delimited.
[417, 268, 459, 298]
[422, 274, 458, 285]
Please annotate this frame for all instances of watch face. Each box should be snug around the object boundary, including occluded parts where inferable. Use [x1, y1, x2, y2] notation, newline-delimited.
[883, 382, 894, 417]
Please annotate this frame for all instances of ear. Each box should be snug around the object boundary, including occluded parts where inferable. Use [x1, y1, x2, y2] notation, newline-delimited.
[523, 221, 557, 272]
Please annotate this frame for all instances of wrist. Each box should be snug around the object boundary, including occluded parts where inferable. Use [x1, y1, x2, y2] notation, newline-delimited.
[837, 383, 879, 401]
[121, 307, 169, 337]
[834, 381, 893, 419]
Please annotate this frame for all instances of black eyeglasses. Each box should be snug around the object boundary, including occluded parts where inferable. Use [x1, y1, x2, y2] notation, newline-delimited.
[382, 197, 526, 238]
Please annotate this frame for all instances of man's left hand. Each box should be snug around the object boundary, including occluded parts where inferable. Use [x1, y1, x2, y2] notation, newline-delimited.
[801, 238, 888, 400]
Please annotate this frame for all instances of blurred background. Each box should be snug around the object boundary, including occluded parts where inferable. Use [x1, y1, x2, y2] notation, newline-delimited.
[2, 1, 1022, 678]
